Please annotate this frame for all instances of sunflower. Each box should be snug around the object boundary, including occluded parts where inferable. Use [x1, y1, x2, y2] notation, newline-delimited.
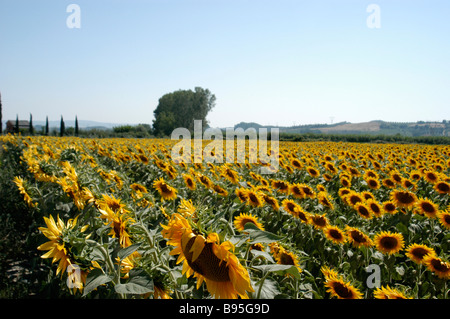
[290, 158, 302, 169]
[153, 178, 177, 201]
[366, 199, 384, 218]
[299, 184, 316, 199]
[271, 180, 290, 194]
[390, 189, 417, 208]
[289, 183, 304, 199]
[401, 178, 416, 191]
[182, 174, 196, 191]
[306, 166, 320, 178]
[423, 170, 439, 184]
[373, 285, 411, 299]
[282, 199, 301, 217]
[130, 183, 148, 195]
[361, 191, 375, 201]
[405, 243, 436, 265]
[340, 177, 351, 188]
[321, 268, 362, 299]
[274, 246, 302, 275]
[235, 187, 248, 203]
[160, 213, 254, 299]
[345, 226, 373, 248]
[98, 205, 134, 248]
[320, 266, 339, 281]
[246, 189, 263, 208]
[221, 166, 240, 184]
[213, 184, 228, 196]
[354, 202, 372, 219]
[374, 231, 404, 255]
[382, 200, 397, 214]
[177, 199, 197, 218]
[197, 174, 213, 189]
[437, 210, 450, 229]
[323, 225, 346, 245]
[98, 193, 129, 213]
[234, 213, 264, 232]
[382, 178, 396, 189]
[13, 176, 36, 207]
[261, 194, 280, 211]
[365, 177, 380, 190]
[310, 214, 329, 230]
[434, 180, 450, 194]
[317, 191, 334, 210]
[344, 191, 364, 208]
[390, 171, 403, 184]
[423, 255, 450, 279]
[37, 215, 88, 276]
[153, 283, 172, 299]
[415, 198, 439, 218]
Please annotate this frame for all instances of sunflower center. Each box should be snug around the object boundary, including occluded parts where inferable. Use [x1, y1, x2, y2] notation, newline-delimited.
[248, 193, 258, 203]
[312, 216, 326, 227]
[421, 202, 436, 213]
[279, 252, 295, 265]
[160, 183, 171, 193]
[329, 229, 343, 240]
[379, 237, 398, 250]
[430, 259, 450, 272]
[349, 195, 362, 206]
[437, 182, 450, 192]
[332, 282, 353, 299]
[370, 203, 381, 214]
[350, 230, 366, 243]
[368, 180, 378, 187]
[183, 236, 230, 282]
[443, 214, 450, 224]
[411, 247, 429, 259]
[395, 192, 416, 204]
[357, 206, 370, 217]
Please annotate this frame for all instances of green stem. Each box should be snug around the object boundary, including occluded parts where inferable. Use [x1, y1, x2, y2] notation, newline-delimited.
[256, 271, 270, 299]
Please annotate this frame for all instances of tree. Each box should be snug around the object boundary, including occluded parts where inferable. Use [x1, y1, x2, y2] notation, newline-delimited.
[45, 116, 49, 136]
[15, 114, 19, 134]
[75, 115, 79, 136]
[60, 116, 65, 137]
[29, 113, 34, 135]
[0, 91, 2, 135]
[152, 87, 216, 136]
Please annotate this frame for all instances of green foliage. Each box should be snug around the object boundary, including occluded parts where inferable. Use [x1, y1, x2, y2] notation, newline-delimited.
[152, 87, 216, 136]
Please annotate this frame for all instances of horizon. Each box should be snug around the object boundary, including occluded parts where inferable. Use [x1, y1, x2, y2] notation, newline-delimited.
[1, 1, 449, 128]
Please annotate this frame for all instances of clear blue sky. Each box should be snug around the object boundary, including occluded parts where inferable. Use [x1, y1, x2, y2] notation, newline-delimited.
[1, 0, 449, 128]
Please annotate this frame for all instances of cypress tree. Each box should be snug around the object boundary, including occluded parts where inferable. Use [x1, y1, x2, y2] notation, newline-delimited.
[75, 115, 79, 136]
[60, 116, 65, 137]
[0, 91, 2, 135]
[15, 114, 19, 134]
[45, 116, 49, 136]
[29, 113, 34, 135]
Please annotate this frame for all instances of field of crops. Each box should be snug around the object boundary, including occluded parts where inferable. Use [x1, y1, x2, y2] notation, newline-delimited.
[1, 134, 449, 299]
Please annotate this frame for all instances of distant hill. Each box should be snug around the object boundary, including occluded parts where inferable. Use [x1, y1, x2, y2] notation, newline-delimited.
[234, 120, 450, 137]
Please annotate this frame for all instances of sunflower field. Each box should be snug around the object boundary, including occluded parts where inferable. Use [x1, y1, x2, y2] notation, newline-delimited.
[1, 134, 449, 299]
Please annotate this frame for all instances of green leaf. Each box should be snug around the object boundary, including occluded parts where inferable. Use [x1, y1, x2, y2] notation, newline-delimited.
[114, 270, 154, 295]
[114, 281, 153, 295]
[250, 249, 275, 263]
[253, 278, 280, 299]
[244, 222, 284, 244]
[115, 243, 142, 261]
[253, 264, 301, 279]
[82, 269, 112, 297]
